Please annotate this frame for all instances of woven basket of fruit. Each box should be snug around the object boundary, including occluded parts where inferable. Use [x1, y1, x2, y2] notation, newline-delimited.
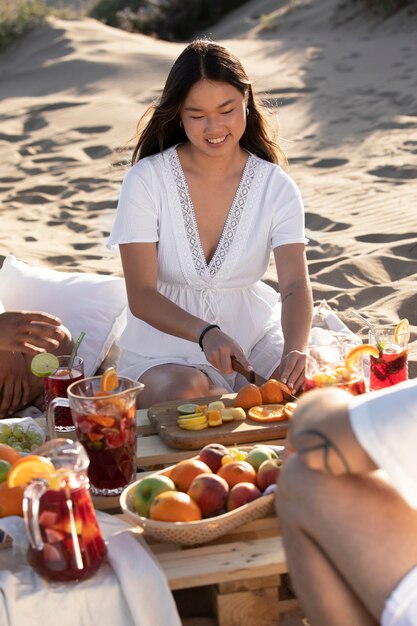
[120, 443, 283, 546]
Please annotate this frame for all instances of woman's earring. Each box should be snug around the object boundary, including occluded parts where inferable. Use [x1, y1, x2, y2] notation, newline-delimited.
[246, 107, 249, 116]
[179, 119, 183, 128]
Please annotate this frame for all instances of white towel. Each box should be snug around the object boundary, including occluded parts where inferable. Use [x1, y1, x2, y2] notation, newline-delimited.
[0, 512, 181, 626]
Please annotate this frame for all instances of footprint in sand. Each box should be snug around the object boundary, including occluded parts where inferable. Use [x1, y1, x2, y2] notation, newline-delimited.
[311, 158, 349, 168]
[305, 213, 350, 232]
[75, 126, 111, 134]
[356, 233, 417, 244]
[11, 193, 51, 205]
[83, 145, 113, 159]
[87, 200, 118, 211]
[367, 165, 417, 180]
[29, 185, 67, 195]
[32, 102, 87, 113]
[403, 140, 417, 154]
[0, 132, 28, 143]
[25, 236, 37, 242]
[45, 256, 77, 265]
[23, 115, 48, 133]
[72, 243, 97, 251]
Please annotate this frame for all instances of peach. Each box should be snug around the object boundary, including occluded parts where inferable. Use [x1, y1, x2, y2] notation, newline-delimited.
[256, 458, 282, 492]
[170, 458, 212, 492]
[198, 443, 229, 473]
[227, 482, 262, 511]
[187, 473, 229, 517]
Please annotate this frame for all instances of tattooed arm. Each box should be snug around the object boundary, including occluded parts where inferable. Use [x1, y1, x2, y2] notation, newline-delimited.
[288, 387, 377, 475]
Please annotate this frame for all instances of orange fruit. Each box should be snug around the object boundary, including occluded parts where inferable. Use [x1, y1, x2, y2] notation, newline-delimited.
[247, 404, 286, 422]
[170, 458, 212, 492]
[344, 344, 379, 372]
[233, 384, 263, 409]
[0, 444, 21, 466]
[100, 367, 119, 393]
[7, 456, 55, 488]
[217, 460, 257, 488]
[259, 379, 284, 404]
[0, 482, 24, 517]
[149, 490, 202, 522]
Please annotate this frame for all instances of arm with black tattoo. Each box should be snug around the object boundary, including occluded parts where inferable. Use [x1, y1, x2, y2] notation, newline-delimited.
[287, 388, 378, 475]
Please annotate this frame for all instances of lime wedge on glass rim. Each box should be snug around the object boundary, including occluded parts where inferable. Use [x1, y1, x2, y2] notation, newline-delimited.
[177, 403, 200, 415]
[30, 353, 60, 377]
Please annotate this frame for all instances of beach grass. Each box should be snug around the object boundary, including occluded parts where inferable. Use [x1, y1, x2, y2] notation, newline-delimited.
[0, 0, 48, 52]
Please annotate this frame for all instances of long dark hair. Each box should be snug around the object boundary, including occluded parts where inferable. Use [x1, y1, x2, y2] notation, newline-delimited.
[131, 39, 287, 166]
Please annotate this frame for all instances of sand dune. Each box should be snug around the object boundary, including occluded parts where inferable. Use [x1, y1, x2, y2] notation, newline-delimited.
[0, 0, 416, 375]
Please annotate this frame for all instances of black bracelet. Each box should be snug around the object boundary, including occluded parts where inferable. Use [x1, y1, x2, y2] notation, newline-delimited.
[198, 324, 220, 351]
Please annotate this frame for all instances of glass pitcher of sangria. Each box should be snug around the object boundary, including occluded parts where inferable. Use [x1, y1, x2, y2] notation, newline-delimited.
[23, 439, 106, 583]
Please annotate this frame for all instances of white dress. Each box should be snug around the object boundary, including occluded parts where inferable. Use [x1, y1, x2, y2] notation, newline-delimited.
[108, 145, 306, 391]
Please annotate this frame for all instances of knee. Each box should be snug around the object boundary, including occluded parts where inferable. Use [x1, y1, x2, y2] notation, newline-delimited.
[276, 454, 314, 523]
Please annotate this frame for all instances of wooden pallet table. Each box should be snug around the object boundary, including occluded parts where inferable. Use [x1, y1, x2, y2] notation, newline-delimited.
[115, 512, 296, 626]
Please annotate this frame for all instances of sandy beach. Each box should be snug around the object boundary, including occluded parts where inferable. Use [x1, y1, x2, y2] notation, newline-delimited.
[1, 0, 415, 377]
[0, 1, 416, 621]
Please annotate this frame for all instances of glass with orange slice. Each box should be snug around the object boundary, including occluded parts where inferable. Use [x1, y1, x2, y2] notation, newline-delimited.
[304, 343, 373, 396]
[368, 319, 409, 390]
[46, 369, 144, 496]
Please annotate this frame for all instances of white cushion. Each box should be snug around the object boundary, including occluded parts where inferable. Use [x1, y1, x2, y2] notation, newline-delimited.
[0, 256, 127, 376]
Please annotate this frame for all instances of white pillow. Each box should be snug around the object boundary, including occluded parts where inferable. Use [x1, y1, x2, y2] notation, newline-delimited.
[0, 255, 127, 376]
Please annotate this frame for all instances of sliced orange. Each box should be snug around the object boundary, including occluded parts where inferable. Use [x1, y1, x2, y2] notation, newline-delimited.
[345, 344, 379, 372]
[87, 414, 115, 428]
[7, 456, 55, 488]
[100, 367, 119, 393]
[247, 404, 287, 423]
[394, 319, 410, 343]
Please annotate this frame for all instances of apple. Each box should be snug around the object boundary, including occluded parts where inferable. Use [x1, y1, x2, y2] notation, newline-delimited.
[245, 445, 278, 472]
[133, 475, 176, 517]
[256, 458, 282, 492]
[227, 482, 262, 511]
[198, 442, 230, 473]
[187, 474, 229, 517]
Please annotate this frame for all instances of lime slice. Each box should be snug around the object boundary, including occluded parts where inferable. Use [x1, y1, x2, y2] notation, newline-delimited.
[177, 403, 199, 415]
[31, 353, 59, 377]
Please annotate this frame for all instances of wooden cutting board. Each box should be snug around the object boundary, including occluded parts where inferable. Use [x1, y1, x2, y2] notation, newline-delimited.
[147, 394, 290, 450]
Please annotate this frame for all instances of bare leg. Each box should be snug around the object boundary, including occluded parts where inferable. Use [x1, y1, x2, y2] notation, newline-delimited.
[137, 364, 228, 409]
[277, 455, 417, 626]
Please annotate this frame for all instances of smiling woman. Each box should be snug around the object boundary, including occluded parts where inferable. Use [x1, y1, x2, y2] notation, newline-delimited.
[107, 39, 313, 408]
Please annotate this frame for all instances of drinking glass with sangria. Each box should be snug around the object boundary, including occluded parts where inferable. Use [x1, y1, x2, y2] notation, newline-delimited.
[368, 319, 409, 390]
[43, 355, 84, 432]
[304, 343, 373, 396]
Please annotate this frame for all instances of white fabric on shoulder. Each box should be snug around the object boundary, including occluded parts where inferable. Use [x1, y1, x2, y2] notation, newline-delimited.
[349, 379, 417, 509]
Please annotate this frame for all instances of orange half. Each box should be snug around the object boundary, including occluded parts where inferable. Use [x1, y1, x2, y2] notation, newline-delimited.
[247, 404, 287, 423]
[7, 456, 55, 488]
[100, 367, 119, 393]
[345, 344, 379, 372]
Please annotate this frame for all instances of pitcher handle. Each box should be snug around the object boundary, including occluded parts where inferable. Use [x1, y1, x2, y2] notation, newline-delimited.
[23, 480, 48, 550]
[46, 397, 69, 440]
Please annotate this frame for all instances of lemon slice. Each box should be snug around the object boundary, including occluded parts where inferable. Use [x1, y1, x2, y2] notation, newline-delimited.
[7, 455, 55, 487]
[177, 403, 200, 415]
[30, 353, 59, 377]
[345, 344, 379, 372]
[100, 367, 119, 393]
[394, 319, 410, 343]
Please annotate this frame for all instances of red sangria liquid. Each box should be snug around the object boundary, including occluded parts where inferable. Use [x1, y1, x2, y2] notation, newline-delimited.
[44, 357, 84, 431]
[370, 345, 408, 390]
[74, 402, 136, 495]
[27, 483, 106, 582]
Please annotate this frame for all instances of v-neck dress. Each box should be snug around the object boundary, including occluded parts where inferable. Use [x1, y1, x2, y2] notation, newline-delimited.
[108, 145, 306, 391]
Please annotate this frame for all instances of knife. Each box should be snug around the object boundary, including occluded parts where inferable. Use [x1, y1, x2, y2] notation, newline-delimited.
[231, 356, 298, 402]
